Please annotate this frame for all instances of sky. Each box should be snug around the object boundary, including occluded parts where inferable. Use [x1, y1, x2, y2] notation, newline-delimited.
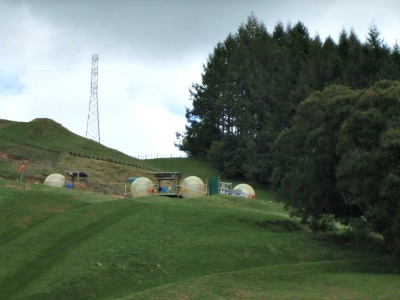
[1, 0, 399, 158]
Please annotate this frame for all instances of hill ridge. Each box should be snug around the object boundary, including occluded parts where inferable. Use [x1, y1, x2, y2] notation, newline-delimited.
[0, 117, 161, 188]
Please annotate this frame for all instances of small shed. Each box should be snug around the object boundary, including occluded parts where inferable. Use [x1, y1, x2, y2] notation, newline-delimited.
[152, 171, 182, 197]
[65, 170, 89, 190]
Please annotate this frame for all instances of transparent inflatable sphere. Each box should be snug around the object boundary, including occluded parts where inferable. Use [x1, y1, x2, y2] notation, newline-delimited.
[232, 183, 255, 199]
[181, 176, 205, 198]
[44, 174, 66, 188]
[130, 177, 154, 197]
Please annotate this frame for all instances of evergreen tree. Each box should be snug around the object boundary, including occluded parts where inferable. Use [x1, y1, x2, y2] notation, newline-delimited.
[322, 36, 340, 85]
[177, 15, 399, 188]
[362, 25, 391, 84]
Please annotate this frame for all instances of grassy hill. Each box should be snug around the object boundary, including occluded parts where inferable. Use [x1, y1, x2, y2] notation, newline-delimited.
[0, 118, 159, 189]
[0, 116, 270, 199]
[1, 180, 399, 299]
[1, 118, 400, 299]
[0, 118, 263, 197]
[0, 118, 137, 161]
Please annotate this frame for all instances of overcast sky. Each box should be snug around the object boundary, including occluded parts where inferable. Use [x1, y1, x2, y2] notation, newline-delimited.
[1, 0, 399, 158]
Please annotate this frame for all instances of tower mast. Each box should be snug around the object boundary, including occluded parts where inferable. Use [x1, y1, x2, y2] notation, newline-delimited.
[86, 54, 100, 143]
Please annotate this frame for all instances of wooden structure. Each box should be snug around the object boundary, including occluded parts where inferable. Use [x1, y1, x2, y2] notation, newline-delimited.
[152, 171, 182, 197]
[65, 170, 89, 190]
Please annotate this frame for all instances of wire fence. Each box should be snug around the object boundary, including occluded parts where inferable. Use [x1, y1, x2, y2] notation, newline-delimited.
[134, 153, 188, 160]
[64, 150, 158, 171]
[1, 157, 56, 179]
[64, 150, 188, 170]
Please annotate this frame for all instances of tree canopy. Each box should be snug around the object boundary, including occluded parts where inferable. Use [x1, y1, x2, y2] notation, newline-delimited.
[273, 81, 400, 251]
[176, 15, 400, 182]
[175, 14, 400, 252]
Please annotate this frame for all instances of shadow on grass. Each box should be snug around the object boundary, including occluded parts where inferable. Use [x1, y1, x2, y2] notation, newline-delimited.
[238, 218, 303, 233]
[255, 219, 303, 232]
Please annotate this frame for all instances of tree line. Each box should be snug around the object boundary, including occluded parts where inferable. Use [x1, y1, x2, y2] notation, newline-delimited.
[273, 81, 400, 251]
[175, 14, 400, 251]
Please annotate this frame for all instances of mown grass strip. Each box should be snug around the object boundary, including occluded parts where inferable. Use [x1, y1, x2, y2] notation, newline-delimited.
[0, 201, 148, 299]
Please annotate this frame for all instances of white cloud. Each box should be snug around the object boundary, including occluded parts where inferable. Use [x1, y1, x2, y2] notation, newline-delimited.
[1, 0, 399, 158]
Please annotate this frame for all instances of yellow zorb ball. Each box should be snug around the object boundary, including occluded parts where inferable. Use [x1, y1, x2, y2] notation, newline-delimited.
[130, 177, 154, 197]
[181, 176, 205, 198]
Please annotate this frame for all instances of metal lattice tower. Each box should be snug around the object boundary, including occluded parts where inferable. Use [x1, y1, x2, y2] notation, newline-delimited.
[86, 54, 100, 143]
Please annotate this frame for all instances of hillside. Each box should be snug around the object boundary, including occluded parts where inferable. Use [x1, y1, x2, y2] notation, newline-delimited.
[0, 118, 251, 197]
[0, 118, 159, 190]
[1, 117, 400, 298]
[1, 180, 399, 299]
[0, 118, 141, 161]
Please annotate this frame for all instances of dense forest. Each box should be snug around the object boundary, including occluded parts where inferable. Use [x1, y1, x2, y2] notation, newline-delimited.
[273, 81, 400, 250]
[175, 15, 400, 252]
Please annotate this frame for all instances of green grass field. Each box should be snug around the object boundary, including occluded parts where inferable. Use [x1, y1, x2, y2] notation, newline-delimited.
[1, 118, 400, 299]
[1, 179, 399, 299]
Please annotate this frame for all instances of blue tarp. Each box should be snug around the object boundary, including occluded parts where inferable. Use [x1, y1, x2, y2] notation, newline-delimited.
[125, 177, 137, 184]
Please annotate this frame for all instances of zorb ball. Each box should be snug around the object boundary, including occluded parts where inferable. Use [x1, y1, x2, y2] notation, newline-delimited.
[44, 174, 65, 188]
[181, 176, 205, 198]
[130, 177, 154, 197]
[232, 183, 255, 199]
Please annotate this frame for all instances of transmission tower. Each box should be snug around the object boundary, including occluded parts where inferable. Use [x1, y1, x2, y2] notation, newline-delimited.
[86, 54, 100, 143]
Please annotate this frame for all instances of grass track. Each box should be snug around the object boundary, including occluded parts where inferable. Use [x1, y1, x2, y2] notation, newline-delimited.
[1, 201, 149, 299]
[129, 259, 400, 299]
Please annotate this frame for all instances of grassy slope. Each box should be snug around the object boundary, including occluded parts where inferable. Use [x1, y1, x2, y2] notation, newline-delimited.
[0, 118, 140, 161]
[0, 118, 156, 185]
[1, 118, 400, 299]
[0, 117, 265, 194]
[0, 120, 268, 195]
[1, 179, 399, 299]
